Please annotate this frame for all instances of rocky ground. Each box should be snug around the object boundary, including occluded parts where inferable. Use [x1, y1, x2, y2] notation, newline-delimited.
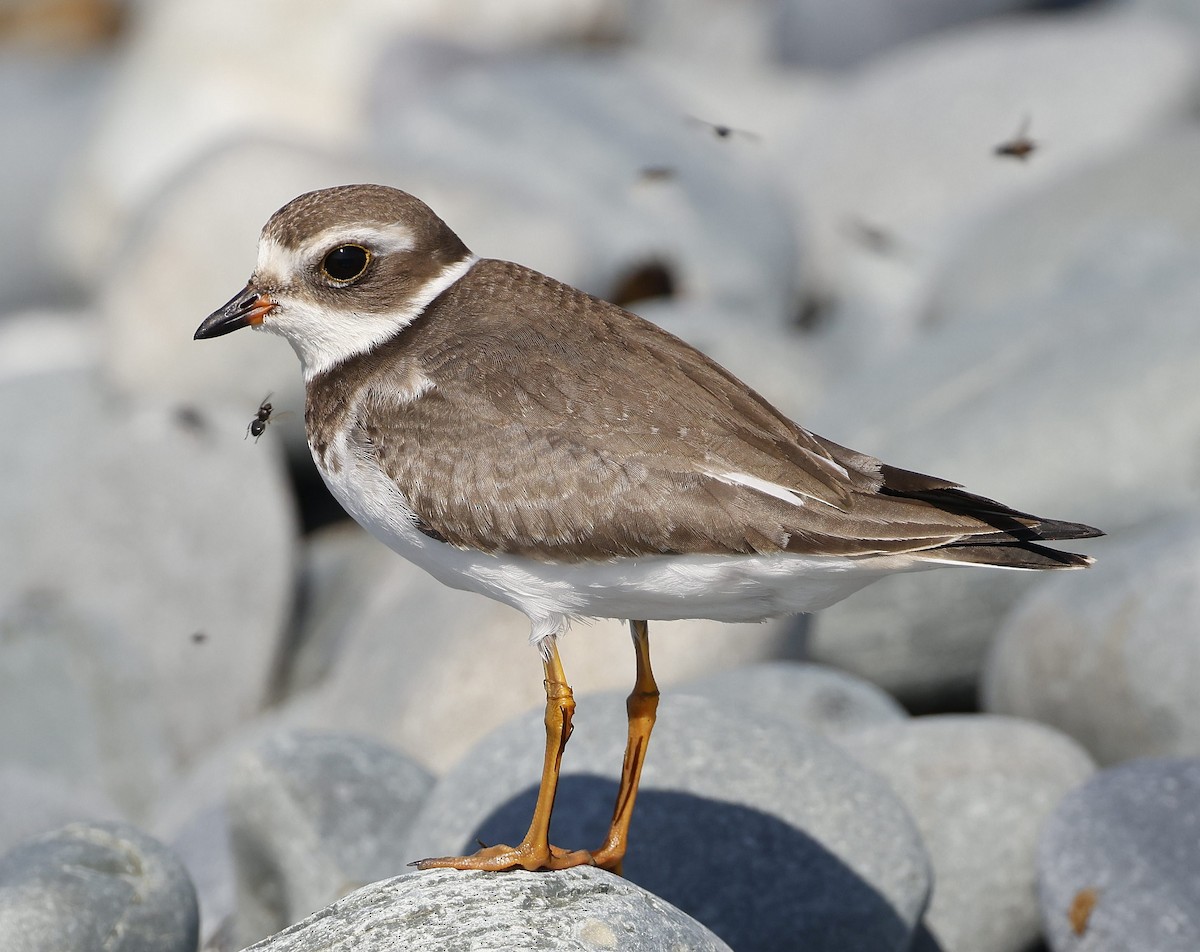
[1, 0, 1199, 950]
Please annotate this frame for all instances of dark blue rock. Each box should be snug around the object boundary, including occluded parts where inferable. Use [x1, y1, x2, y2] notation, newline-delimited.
[404, 694, 931, 952]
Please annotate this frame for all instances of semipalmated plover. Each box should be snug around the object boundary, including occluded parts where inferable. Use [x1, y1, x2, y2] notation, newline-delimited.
[195, 184, 1100, 874]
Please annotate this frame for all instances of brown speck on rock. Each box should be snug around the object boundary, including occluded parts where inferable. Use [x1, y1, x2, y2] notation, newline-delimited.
[1068, 886, 1098, 936]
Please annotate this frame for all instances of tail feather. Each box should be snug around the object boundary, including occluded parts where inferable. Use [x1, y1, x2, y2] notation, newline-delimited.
[877, 463, 1102, 569]
[921, 541, 1094, 570]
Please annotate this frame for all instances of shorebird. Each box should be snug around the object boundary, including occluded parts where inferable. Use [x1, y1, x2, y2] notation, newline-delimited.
[195, 184, 1100, 873]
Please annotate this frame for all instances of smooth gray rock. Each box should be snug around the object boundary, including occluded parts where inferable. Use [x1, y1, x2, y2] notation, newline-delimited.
[0, 369, 297, 801]
[623, 0, 777, 66]
[99, 138, 380, 443]
[0, 590, 169, 821]
[802, 568, 1034, 710]
[1128, 0, 1200, 33]
[1037, 758, 1200, 951]
[404, 694, 931, 952]
[228, 731, 434, 947]
[0, 309, 99, 382]
[984, 517, 1200, 765]
[836, 715, 1096, 952]
[369, 51, 802, 332]
[0, 54, 111, 311]
[53, 0, 619, 285]
[0, 766, 120, 857]
[780, 8, 1200, 374]
[805, 130, 1200, 706]
[678, 660, 907, 735]
[773, 0, 1035, 69]
[284, 522, 804, 774]
[246, 867, 732, 952]
[148, 707, 344, 952]
[0, 821, 199, 952]
[164, 803, 236, 952]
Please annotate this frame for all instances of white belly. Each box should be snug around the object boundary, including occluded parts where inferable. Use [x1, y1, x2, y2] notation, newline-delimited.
[316, 443, 924, 647]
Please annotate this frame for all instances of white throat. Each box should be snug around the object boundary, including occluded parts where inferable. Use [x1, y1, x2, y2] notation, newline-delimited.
[260, 253, 478, 380]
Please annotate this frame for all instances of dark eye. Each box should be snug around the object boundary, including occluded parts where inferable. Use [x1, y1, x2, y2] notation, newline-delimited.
[321, 244, 371, 284]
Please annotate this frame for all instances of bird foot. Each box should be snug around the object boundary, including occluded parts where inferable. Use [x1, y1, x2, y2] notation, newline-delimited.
[411, 842, 596, 872]
[588, 844, 626, 875]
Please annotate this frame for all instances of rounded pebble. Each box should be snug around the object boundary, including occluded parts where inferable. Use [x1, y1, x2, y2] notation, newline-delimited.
[678, 659, 908, 735]
[0, 821, 199, 952]
[404, 694, 931, 952]
[984, 516, 1200, 765]
[836, 715, 1096, 952]
[229, 730, 434, 946]
[245, 867, 732, 952]
[1037, 757, 1200, 951]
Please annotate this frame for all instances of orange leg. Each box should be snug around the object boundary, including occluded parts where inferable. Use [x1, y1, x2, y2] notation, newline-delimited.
[413, 640, 594, 871]
[591, 619, 660, 875]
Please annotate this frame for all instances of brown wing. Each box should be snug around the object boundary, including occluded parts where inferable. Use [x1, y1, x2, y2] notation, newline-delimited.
[337, 260, 1099, 565]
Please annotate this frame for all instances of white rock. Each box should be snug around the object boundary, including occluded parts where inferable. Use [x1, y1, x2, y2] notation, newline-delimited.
[984, 516, 1200, 766]
[772, 0, 1033, 69]
[368, 51, 802, 330]
[0, 53, 112, 311]
[930, 126, 1200, 340]
[52, 0, 623, 282]
[622, 0, 778, 67]
[0, 368, 298, 791]
[286, 523, 804, 774]
[779, 8, 1200, 370]
[632, 51, 830, 167]
[0, 309, 99, 383]
[246, 867, 733, 952]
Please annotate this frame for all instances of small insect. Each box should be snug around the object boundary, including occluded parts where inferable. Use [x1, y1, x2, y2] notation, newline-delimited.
[246, 393, 274, 442]
[1068, 887, 1099, 936]
[686, 115, 760, 143]
[638, 165, 677, 182]
[995, 116, 1037, 161]
[844, 217, 903, 257]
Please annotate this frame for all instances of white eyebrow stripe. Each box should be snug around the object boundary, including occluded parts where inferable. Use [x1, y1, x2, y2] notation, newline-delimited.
[301, 222, 417, 257]
[254, 224, 418, 283]
[705, 470, 843, 510]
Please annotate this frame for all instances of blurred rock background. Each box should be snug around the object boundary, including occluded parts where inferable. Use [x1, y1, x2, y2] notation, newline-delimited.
[2, 0, 1199, 950]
